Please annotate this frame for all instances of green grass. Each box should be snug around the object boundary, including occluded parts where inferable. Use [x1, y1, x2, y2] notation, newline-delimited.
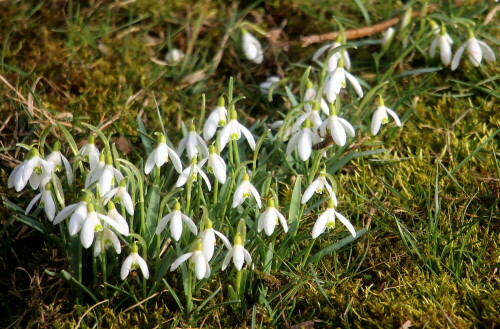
[0, 1, 498, 328]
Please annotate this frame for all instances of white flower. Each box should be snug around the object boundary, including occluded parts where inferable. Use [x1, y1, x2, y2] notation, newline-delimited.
[79, 135, 100, 170]
[165, 48, 185, 64]
[286, 119, 321, 161]
[222, 234, 252, 271]
[170, 241, 211, 280]
[313, 41, 351, 72]
[301, 171, 336, 204]
[199, 219, 231, 261]
[93, 225, 122, 257]
[86, 154, 124, 196]
[259, 76, 281, 94]
[106, 201, 130, 236]
[80, 203, 129, 249]
[371, 97, 401, 135]
[206, 145, 227, 184]
[25, 183, 56, 221]
[120, 244, 149, 280]
[85, 154, 105, 188]
[203, 96, 227, 141]
[144, 133, 182, 174]
[319, 105, 355, 147]
[304, 84, 329, 114]
[242, 29, 264, 64]
[8, 148, 54, 192]
[382, 27, 395, 47]
[451, 32, 495, 71]
[177, 124, 209, 160]
[312, 199, 356, 238]
[46, 141, 73, 185]
[291, 107, 322, 134]
[219, 110, 256, 151]
[103, 180, 134, 216]
[53, 196, 89, 232]
[155, 201, 198, 241]
[323, 60, 363, 102]
[258, 199, 288, 236]
[430, 26, 453, 66]
[176, 157, 211, 191]
[232, 172, 262, 208]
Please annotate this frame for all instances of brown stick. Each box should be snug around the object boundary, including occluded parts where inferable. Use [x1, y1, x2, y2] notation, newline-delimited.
[300, 6, 439, 47]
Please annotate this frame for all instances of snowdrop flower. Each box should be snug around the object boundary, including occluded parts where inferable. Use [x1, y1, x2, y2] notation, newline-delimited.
[8, 148, 54, 192]
[120, 243, 149, 280]
[258, 199, 288, 236]
[176, 157, 211, 191]
[323, 57, 363, 103]
[93, 224, 122, 257]
[241, 28, 264, 64]
[312, 198, 356, 238]
[79, 135, 100, 170]
[451, 31, 495, 71]
[371, 96, 401, 135]
[291, 102, 323, 134]
[259, 76, 281, 94]
[53, 193, 90, 232]
[301, 170, 335, 204]
[203, 96, 227, 141]
[80, 203, 129, 249]
[313, 40, 351, 72]
[106, 201, 130, 236]
[232, 172, 262, 208]
[222, 233, 252, 271]
[86, 154, 124, 196]
[177, 124, 209, 160]
[85, 153, 105, 188]
[382, 27, 395, 48]
[304, 81, 329, 114]
[170, 241, 211, 280]
[199, 219, 231, 261]
[46, 141, 73, 184]
[165, 48, 185, 64]
[144, 132, 182, 174]
[155, 201, 198, 241]
[219, 109, 256, 151]
[206, 145, 227, 184]
[25, 183, 56, 221]
[319, 103, 355, 147]
[103, 179, 134, 216]
[286, 119, 321, 161]
[429, 25, 453, 66]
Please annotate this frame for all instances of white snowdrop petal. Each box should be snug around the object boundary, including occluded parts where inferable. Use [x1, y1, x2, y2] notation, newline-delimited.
[451, 45, 465, 71]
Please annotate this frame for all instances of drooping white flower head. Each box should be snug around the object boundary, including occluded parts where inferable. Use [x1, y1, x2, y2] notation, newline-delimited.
[203, 96, 227, 141]
[80, 203, 129, 249]
[304, 81, 329, 114]
[232, 172, 262, 208]
[176, 157, 211, 191]
[313, 40, 352, 72]
[301, 170, 336, 204]
[381, 27, 396, 48]
[205, 145, 227, 184]
[222, 234, 252, 271]
[259, 76, 281, 94]
[25, 183, 56, 222]
[219, 109, 256, 151]
[155, 201, 198, 241]
[144, 132, 183, 174]
[177, 123, 209, 160]
[103, 179, 134, 216]
[286, 119, 321, 161]
[8, 148, 54, 192]
[241, 28, 264, 64]
[319, 103, 355, 147]
[170, 241, 211, 280]
[199, 219, 231, 261]
[93, 224, 122, 257]
[53, 193, 91, 233]
[165, 48, 185, 64]
[120, 243, 149, 280]
[86, 153, 124, 196]
[451, 30, 495, 71]
[258, 199, 288, 236]
[45, 141, 73, 185]
[323, 57, 363, 103]
[291, 102, 323, 134]
[312, 198, 356, 238]
[106, 201, 130, 236]
[79, 135, 100, 170]
[371, 97, 401, 136]
[429, 25, 453, 66]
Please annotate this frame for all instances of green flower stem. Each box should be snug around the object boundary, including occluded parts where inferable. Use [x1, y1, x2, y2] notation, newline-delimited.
[213, 180, 219, 206]
[231, 139, 240, 165]
[235, 269, 242, 299]
[101, 242, 108, 299]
